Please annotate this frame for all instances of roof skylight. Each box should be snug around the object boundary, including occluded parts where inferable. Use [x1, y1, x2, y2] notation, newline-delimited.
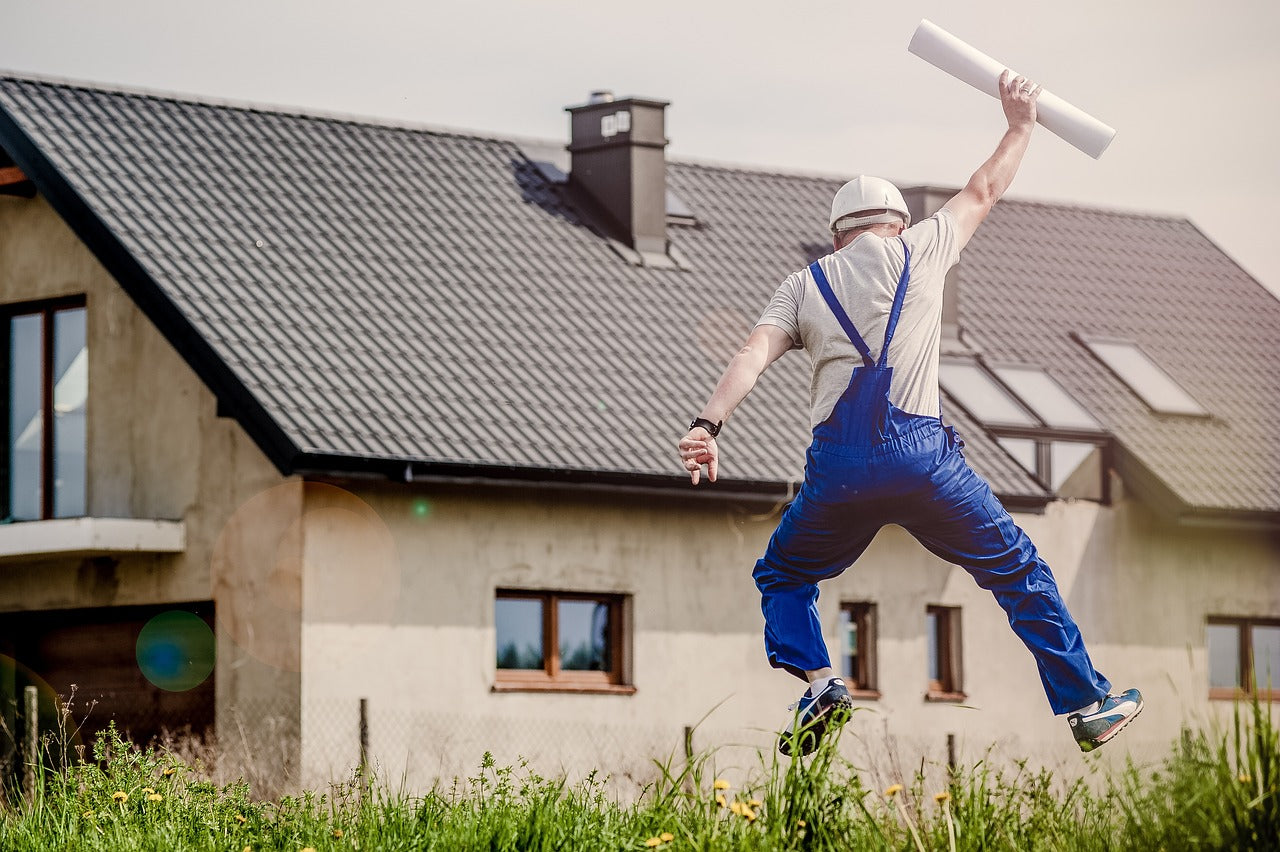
[991, 366, 1100, 430]
[1079, 339, 1206, 416]
[938, 362, 1036, 427]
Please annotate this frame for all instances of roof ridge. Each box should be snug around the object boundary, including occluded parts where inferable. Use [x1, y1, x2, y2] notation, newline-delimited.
[0, 71, 1194, 225]
[0, 69, 519, 147]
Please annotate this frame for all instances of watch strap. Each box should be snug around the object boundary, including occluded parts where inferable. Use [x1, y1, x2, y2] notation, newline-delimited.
[689, 417, 722, 437]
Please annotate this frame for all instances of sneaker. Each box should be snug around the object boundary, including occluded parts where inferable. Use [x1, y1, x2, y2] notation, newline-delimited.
[1068, 688, 1143, 753]
[778, 678, 853, 757]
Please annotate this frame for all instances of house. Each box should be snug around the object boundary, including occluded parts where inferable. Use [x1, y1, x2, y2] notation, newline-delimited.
[0, 74, 1276, 793]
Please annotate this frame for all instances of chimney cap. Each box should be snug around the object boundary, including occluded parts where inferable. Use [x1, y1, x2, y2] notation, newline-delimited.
[588, 90, 615, 104]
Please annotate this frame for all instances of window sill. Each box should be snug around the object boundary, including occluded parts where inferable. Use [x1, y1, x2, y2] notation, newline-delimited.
[492, 682, 636, 696]
[848, 688, 881, 701]
[1210, 688, 1279, 702]
[924, 691, 968, 703]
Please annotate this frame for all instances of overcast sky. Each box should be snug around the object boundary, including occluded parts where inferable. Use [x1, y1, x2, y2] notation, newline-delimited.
[5, 1, 1278, 295]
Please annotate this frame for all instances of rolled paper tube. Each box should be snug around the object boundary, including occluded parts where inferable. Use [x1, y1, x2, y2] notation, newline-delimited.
[908, 19, 1116, 159]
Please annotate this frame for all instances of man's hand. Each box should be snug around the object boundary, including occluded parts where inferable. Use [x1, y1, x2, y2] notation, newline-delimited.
[678, 428, 718, 485]
[999, 69, 1041, 131]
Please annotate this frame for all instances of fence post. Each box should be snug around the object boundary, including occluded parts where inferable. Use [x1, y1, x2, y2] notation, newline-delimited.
[358, 697, 369, 797]
[22, 685, 37, 802]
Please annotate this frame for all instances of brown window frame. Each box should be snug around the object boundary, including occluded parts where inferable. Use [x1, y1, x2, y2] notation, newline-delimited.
[926, 605, 966, 702]
[1208, 616, 1280, 701]
[839, 602, 879, 699]
[493, 590, 633, 695]
[1, 296, 88, 521]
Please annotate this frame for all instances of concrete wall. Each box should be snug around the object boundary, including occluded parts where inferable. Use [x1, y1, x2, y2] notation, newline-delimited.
[299, 475, 1280, 793]
[0, 195, 300, 789]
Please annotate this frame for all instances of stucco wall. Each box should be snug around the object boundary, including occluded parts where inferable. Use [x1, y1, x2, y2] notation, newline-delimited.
[299, 477, 1279, 793]
[0, 195, 300, 787]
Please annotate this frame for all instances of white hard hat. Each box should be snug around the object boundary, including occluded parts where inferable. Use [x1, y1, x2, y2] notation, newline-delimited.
[829, 176, 910, 233]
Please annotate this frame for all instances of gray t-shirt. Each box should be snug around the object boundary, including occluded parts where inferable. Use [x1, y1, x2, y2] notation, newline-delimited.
[756, 209, 961, 426]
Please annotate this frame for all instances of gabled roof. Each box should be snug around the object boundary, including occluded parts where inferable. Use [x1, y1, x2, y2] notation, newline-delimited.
[1, 75, 1275, 520]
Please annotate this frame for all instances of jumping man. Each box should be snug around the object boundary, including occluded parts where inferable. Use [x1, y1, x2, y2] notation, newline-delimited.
[678, 71, 1142, 756]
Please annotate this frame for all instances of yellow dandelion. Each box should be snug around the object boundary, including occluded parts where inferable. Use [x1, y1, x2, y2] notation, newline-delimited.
[884, 784, 903, 798]
[716, 793, 727, 808]
[147, 793, 163, 803]
[713, 778, 731, 790]
[934, 791, 951, 803]
[162, 766, 177, 776]
[1239, 773, 1252, 784]
[660, 832, 674, 842]
[729, 800, 745, 816]
[748, 798, 762, 808]
[332, 829, 344, 839]
[82, 810, 93, 818]
[797, 819, 806, 827]
[111, 791, 128, 803]
[645, 839, 662, 849]
[242, 847, 252, 852]
[141, 787, 155, 794]
[235, 814, 248, 824]
[744, 808, 757, 823]
[301, 848, 318, 852]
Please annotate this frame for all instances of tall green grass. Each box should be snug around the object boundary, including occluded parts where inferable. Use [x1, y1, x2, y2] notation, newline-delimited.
[2, 698, 1276, 851]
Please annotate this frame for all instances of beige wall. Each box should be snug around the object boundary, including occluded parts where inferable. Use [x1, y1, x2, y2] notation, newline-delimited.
[299, 478, 1279, 792]
[0, 195, 300, 787]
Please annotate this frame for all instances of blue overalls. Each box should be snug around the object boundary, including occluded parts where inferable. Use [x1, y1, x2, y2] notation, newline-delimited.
[752, 244, 1110, 715]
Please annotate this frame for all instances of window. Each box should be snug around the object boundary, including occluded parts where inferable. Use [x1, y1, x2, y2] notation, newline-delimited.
[1208, 617, 1280, 700]
[839, 602, 878, 696]
[940, 358, 1108, 498]
[3, 298, 87, 521]
[991, 366, 1101, 430]
[939, 361, 1037, 427]
[1079, 337, 1207, 416]
[926, 605, 964, 700]
[494, 590, 631, 692]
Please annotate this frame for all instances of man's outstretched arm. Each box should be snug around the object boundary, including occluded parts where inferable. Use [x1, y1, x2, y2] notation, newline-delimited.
[943, 69, 1042, 249]
[678, 323, 794, 485]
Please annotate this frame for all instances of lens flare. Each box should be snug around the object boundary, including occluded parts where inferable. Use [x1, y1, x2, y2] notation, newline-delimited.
[135, 611, 215, 692]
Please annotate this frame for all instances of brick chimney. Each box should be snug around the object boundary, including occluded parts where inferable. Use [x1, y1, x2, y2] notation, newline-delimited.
[566, 91, 670, 256]
[904, 186, 969, 355]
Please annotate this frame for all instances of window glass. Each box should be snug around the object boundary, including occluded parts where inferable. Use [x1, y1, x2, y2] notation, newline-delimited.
[495, 597, 544, 670]
[840, 607, 858, 673]
[997, 437, 1037, 474]
[1050, 442, 1097, 490]
[992, 367, 1101, 430]
[558, 598, 610, 672]
[1251, 624, 1280, 692]
[940, 362, 1037, 426]
[1082, 340, 1206, 415]
[53, 307, 87, 518]
[1207, 622, 1240, 690]
[926, 610, 940, 682]
[9, 313, 43, 521]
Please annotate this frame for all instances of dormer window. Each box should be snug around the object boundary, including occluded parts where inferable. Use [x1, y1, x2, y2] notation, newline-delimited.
[1077, 337, 1207, 416]
[3, 298, 87, 521]
[940, 359, 1109, 499]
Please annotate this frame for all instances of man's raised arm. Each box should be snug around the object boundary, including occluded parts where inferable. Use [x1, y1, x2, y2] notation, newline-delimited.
[943, 70, 1042, 249]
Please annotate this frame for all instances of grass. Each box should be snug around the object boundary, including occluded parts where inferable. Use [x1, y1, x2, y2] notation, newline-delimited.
[1, 697, 1276, 851]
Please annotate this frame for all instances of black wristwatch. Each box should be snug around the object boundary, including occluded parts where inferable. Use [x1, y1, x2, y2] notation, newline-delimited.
[689, 417, 723, 437]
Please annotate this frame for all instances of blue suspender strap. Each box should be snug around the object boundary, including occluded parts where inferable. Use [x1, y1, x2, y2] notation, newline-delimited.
[878, 242, 912, 368]
[808, 260, 876, 368]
